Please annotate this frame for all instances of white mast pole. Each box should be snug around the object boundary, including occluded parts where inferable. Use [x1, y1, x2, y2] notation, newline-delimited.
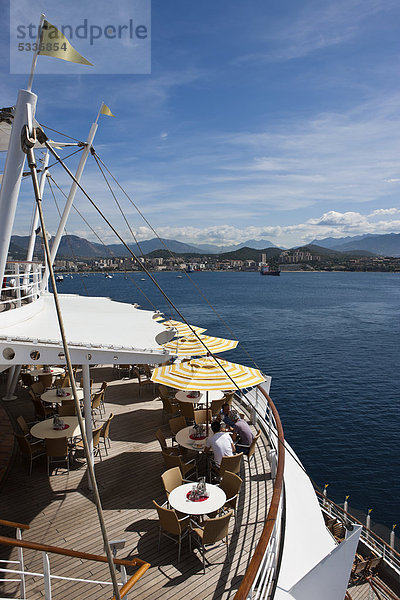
[0, 89, 37, 288]
[0, 14, 44, 289]
[27, 14, 45, 93]
[42, 120, 98, 289]
[24, 151, 49, 284]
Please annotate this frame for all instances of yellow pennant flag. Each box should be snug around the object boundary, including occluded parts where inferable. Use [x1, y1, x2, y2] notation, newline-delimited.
[100, 103, 115, 117]
[39, 20, 93, 66]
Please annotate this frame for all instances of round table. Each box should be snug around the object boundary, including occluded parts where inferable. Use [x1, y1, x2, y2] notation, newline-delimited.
[41, 387, 84, 405]
[169, 482, 226, 516]
[176, 426, 209, 451]
[30, 417, 84, 440]
[175, 390, 224, 404]
[26, 367, 65, 377]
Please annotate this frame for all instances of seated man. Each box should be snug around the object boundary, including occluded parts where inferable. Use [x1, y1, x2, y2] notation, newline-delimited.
[231, 412, 253, 454]
[218, 402, 236, 429]
[204, 420, 235, 467]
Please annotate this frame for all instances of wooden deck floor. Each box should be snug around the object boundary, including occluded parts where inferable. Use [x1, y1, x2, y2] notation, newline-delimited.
[0, 367, 273, 599]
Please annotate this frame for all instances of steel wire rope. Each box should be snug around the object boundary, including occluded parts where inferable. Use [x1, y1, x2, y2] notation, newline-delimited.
[92, 151, 262, 370]
[25, 140, 121, 600]
[92, 152, 150, 268]
[43, 137, 322, 486]
[38, 122, 81, 142]
[47, 176, 89, 297]
[47, 145, 85, 170]
[44, 139, 250, 392]
[47, 174, 159, 311]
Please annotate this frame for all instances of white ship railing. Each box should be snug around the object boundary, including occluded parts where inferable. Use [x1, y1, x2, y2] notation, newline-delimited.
[233, 383, 286, 600]
[0, 261, 44, 310]
[0, 518, 150, 599]
[317, 492, 400, 577]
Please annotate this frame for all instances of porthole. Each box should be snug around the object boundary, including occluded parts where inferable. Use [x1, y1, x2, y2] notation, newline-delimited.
[86, 353, 92, 361]
[58, 352, 65, 360]
[2, 347, 15, 360]
[30, 350, 40, 361]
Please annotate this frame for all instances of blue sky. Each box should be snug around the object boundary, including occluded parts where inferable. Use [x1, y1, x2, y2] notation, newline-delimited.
[1, 0, 400, 248]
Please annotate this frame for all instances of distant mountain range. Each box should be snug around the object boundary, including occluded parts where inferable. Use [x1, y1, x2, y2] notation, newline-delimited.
[9, 235, 279, 259]
[311, 233, 400, 257]
[9, 232, 400, 259]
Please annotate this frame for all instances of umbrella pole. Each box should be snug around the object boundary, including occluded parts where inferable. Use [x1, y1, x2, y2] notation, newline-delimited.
[206, 390, 209, 437]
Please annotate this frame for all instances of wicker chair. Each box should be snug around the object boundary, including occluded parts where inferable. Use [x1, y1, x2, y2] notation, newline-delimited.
[168, 416, 187, 444]
[14, 433, 46, 475]
[156, 429, 180, 456]
[194, 409, 212, 425]
[100, 413, 114, 455]
[190, 510, 233, 573]
[211, 453, 243, 481]
[161, 451, 198, 479]
[219, 471, 243, 529]
[153, 500, 191, 562]
[45, 437, 70, 475]
[161, 466, 184, 500]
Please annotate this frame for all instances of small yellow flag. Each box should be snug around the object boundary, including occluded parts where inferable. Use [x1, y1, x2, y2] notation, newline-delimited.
[39, 20, 93, 66]
[100, 103, 115, 117]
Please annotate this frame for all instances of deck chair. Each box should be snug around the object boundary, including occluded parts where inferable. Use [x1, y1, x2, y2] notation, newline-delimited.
[74, 426, 103, 460]
[169, 416, 187, 444]
[161, 451, 198, 479]
[30, 381, 45, 396]
[156, 429, 180, 455]
[190, 510, 233, 573]
[20, 372, 34, 387]
[220, 471, 243, 529]
[14, 433, 46, 475]
[211, 398, 225, 416]
[161, 466, 184, 500]
[153, 500, 191, 562]
[30, 394, 55, 420]
[194, 408, 212, 425]
[16, 415, 40, 443]
[37, 373, 53, 390]
[239, 429, 261, 462]
[100, 413, 114, 455]
[211, 453, 243, 481]
[161, 396, 180, 420]
[177, 401, 195, 423]
[58, 403, 77, 417]
[45, 437, 70, 475]
[91, 390, 104, 421]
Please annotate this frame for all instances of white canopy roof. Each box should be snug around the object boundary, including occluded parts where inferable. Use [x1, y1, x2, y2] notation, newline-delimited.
[0, 293, 173, 365]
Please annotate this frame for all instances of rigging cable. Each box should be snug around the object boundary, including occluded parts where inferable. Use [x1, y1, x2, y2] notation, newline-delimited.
[47, 176, 89, 297]
[42, 134, 322, 495]
[92, 151, 262, 370]
[47, 174, 159, 311]
[24, 129, 121, 600]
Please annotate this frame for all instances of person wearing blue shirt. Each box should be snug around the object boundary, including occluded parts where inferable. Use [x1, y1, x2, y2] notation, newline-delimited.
[218, 403, 235, 428]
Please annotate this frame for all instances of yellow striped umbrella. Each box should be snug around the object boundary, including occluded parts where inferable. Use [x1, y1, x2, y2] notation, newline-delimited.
[151, 355, 265, 392]
[162, 334, 238, 357]
[161, 320, 207, 335]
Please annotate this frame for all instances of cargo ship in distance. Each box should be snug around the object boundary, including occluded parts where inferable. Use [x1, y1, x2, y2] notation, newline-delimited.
[260, 264, 281, 276]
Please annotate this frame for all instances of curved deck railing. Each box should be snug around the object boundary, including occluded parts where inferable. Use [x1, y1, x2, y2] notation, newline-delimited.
[234, 384, 286, 600]
[0, 261, 44, 310]
[0, 517, 150, 599]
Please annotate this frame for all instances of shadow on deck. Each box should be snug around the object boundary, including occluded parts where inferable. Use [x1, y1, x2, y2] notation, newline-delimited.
[0, 367, 272, 599]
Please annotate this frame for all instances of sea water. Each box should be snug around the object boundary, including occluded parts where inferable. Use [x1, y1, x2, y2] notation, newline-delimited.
[58, 271, 400, 528]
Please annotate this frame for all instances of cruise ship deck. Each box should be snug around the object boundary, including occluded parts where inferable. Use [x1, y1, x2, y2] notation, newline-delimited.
[0, 366, 273, 599]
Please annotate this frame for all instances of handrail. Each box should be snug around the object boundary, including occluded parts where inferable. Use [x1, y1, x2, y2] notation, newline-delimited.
[0, 534, 150, 599]
[316, 490, 400, 561]
[0, 519, 30, 530]
[0, 535, 147, 568]
[234, 386, 285, 600]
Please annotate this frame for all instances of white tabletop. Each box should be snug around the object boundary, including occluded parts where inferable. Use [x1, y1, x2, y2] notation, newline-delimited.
[30, 417, 84, 439]
[41, 387, 84, 405]
[176, 426, 209, 451]
[25, 367, 65, 377]
[175, 390, 224, 404]
[169, 483, 226, 515]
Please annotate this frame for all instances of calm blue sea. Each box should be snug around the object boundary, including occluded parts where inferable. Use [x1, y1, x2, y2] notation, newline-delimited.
[59, 271, 400, 528]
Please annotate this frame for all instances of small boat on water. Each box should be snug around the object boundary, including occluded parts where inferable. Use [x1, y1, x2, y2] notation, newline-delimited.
[260, 264, 280, 276]
[55, 275, 64, 282]
[105, 273, 112, 279]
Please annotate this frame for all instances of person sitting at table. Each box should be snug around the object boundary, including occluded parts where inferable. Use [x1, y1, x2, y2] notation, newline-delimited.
[204, 421, 235, 467]
[218, 403, 236, 429]
[231, 411, 253, 454]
